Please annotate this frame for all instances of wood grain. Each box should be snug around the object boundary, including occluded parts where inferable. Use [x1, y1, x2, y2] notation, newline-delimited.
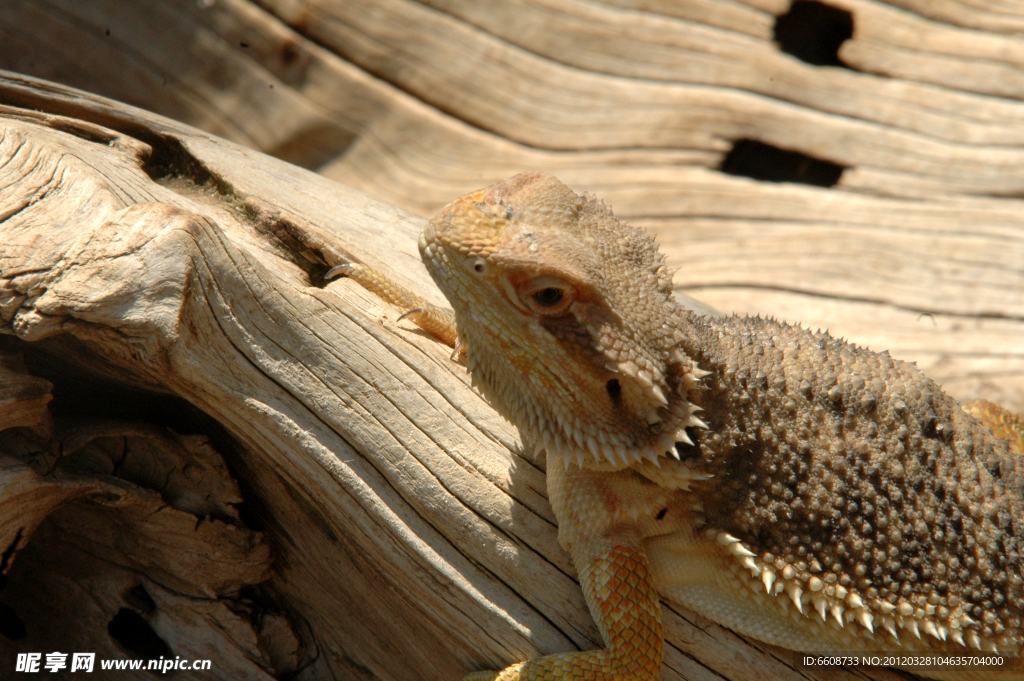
[5, 0, 1015, 412]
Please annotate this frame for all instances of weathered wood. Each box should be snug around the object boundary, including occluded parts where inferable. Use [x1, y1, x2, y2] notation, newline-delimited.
[1, 0, 1018, 418]
[0, 77, 889, 681]
[0, 0, 1022, 679]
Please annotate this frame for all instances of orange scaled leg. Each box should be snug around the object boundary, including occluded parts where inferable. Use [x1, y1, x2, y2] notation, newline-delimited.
[330, 262, 665, 680]
[466, 544, 663, 681]
[325, 263, 460, 348]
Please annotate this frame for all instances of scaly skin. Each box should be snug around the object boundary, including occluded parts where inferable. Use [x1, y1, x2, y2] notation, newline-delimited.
[330, 173, 1024, 681]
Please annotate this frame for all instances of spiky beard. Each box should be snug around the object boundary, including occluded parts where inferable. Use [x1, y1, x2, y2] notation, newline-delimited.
[467, 348, 710, 470]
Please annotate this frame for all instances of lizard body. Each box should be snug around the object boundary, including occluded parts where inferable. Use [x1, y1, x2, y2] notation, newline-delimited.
[331, 173, 1024, 680]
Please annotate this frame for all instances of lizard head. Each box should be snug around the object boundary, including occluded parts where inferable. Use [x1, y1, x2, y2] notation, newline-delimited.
[419, 172, 707, 469]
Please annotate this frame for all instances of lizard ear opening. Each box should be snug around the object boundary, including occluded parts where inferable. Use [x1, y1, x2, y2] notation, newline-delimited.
[606, 378, 622, 403]
[517, 276, 576, 315]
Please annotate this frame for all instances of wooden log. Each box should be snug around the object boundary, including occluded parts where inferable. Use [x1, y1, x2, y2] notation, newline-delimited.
[0, 0, 1018, 416]
[0, 76, 892, 681]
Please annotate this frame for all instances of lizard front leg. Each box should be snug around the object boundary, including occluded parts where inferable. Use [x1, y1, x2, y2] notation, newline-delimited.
[328, 262, 664, 680]
[467, 457, 663, 681]
[325, 263, 460, 348]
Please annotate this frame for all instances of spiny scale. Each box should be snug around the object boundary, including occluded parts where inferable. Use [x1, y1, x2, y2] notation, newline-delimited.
[713, 527, 1023, 653]
[345, 173, 1024, 680]
[537, 378, 711, 470]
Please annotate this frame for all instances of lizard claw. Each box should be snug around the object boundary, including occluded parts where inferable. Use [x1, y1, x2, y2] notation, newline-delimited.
[323, 263, 355, 281]
[451, 340, 466, 362]
[396, 307, 424, 323]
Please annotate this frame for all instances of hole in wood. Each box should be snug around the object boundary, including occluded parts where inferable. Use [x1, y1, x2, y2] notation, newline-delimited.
[0, 601, 27, 640]
[142, 135, 217, 187]
[774, 1, 854, 67]
[107, 608, 174, 661]
[720, 140, 845, 187]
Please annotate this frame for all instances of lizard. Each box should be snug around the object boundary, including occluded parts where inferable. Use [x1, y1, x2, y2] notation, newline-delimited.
[327, 172, 1024, 681]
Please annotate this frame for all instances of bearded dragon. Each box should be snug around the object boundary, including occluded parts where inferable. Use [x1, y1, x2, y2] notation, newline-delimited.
[328, 173, 1024, 681]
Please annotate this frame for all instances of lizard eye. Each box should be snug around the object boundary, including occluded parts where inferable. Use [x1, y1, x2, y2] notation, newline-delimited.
[534, 288, 563, 307]
[517, 276, 576, 315]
